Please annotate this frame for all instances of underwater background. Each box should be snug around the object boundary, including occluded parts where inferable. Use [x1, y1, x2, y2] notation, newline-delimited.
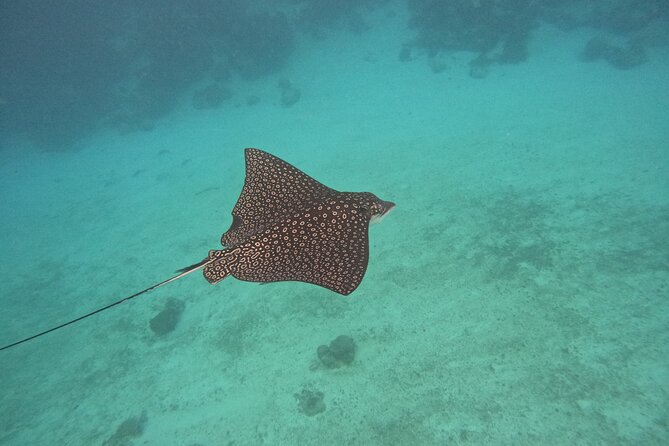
[1, 1, 668, 444]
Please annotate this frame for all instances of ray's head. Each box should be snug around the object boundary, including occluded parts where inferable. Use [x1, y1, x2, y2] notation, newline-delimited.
[348, 192, 395, 224]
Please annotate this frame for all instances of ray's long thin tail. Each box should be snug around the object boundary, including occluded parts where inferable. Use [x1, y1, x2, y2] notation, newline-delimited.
[0, 259, 212, 352]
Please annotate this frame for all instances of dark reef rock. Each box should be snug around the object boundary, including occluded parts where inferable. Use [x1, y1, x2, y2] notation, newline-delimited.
[317, 335, 356, 368]
[330, 335, 356, 364]
[192, 84, 232, 110]
[295, 388, 326, 416]
[581, 36, 648, 69]
[278, 79, 301, 107]
[103, 411, 147, 446]
[149, 298, 185, 336]
[316, 344, 338, 368]
[607, 43, 648, 69]
[407, 0, 539, 76]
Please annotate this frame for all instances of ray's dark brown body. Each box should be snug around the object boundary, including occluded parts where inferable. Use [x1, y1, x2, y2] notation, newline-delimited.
[203, 148, 394, 295]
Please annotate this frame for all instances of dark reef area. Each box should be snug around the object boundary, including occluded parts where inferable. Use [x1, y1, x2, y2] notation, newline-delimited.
[581, 36, 648, 69]
[317, 335, 356, 368]
[0, 0, 667, 149]
[406, 0, 667, 77]
[149, 297, 185, 336]
[0, 0, 297, 149]
[102, 411, 148, 446]
[295, 388, 326, 416]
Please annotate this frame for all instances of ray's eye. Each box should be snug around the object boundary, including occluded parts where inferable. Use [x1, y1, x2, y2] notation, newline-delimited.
[357, 206, 368, 214]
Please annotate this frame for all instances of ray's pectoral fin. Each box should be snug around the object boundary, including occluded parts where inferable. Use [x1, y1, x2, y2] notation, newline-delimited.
[203, 249, 237, 284]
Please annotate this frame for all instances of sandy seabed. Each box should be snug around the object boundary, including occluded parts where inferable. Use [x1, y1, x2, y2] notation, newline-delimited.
[1, 4, 668, 445]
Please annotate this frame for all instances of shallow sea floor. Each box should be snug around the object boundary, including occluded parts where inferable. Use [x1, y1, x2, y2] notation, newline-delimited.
[1, 4, 668, 445]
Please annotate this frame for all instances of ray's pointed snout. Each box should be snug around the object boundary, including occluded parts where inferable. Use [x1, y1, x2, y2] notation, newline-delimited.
[370, 198, 395, 224]
[380, 200, 396, 215]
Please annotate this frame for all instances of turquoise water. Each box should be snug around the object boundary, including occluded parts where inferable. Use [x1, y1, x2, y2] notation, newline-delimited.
[1, 1, 668, 444]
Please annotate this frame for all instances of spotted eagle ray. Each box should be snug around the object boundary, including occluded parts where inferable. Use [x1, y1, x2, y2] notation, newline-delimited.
[1, 148, 394, 350]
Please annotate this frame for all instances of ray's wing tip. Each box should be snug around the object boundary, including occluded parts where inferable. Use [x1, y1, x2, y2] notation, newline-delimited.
[333, 280, 362, 296]
[341, 286, 360, 296]
[244, 147, 273, 162]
